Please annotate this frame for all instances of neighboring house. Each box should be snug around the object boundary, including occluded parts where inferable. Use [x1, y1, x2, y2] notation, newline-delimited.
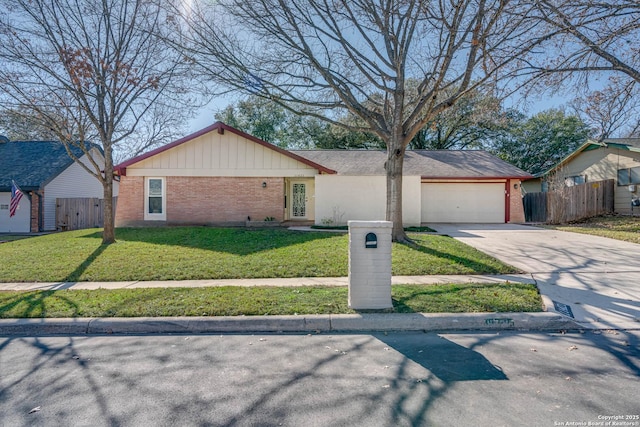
[522, 138, 640, 215]
[0, 137, 116, 233]
[114, 122, 531, 227]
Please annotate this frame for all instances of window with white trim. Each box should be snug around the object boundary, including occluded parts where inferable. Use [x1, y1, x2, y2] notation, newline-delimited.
[145, 177, 166, 220]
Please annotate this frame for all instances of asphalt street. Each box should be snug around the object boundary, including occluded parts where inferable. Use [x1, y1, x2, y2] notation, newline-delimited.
[1, 331, 638, 427]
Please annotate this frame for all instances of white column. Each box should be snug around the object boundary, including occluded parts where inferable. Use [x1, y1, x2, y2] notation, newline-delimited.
[348, 220, 393, 310]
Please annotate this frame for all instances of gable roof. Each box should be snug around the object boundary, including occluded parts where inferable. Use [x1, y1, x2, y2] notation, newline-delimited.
[602, 138, 640, 151]
[601, 138, 640, 150]
[114, 122, 337, 175]
[538, 137, 640, 178]
[114, 121, 531, 180]
[292, 149, 532, 179]
[0, 140, 92, 192]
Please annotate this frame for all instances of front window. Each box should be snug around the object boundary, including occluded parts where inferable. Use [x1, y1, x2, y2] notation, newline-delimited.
[542, 175, 586, 192]
[618, 166, 640, 186]
[145, 177, 166, 220]
[565, 175, 586, 187]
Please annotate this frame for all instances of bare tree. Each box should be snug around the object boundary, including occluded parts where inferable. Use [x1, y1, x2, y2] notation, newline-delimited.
[533, 1, 640, 84]
[570, 78, 640, 139]
[522, 1, 640, 138]
[409, 88, 509, 150]
[545, 166, 571, 225]
[179, 0, 542, 241]
[0, 108, 58, 141]
[0, 0, 194, 243]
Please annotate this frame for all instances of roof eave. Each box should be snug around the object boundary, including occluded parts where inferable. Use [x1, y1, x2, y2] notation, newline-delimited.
[114, 122, 337, 176]
[605, 142, 640, 153]
[540, 140, 606, 177]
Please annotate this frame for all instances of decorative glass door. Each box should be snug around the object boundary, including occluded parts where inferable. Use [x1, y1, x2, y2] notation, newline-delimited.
[292, 183, 306, 218]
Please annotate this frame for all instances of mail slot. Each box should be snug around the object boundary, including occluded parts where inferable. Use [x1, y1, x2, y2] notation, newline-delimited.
[365, 232, 377, 249]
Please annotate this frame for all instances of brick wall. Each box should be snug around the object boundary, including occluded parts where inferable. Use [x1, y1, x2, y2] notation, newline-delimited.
[115, 175, 285, 226]
[167, 176, 284, 224]
[509, 179, 525, 223]
[114, 176, 144, 226]
[30, 191, 41, 232]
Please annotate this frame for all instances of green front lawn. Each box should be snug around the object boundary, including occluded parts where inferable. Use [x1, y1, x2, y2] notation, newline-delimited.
[0, 283, 542, 318]
[546, 215, 640, 244]
[0, 227, 518, 282]
[0, 235, 35, 243]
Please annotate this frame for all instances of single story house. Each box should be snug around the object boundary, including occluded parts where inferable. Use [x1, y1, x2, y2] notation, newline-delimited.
[114, 122, 531, 227]
[0, 136, 115, 233]
[522, 138, 640, 215]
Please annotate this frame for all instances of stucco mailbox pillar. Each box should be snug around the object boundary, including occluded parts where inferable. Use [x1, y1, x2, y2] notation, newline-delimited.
[348, 220, 393, 310]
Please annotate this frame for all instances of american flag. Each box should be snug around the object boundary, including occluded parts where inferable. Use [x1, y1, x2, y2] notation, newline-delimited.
[10, 180, 24, 218]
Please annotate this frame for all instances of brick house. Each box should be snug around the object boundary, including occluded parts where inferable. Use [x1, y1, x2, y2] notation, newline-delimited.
[114, 122, 531, 227]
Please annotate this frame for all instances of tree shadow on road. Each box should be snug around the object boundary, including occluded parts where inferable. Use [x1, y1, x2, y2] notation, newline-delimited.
[375, 332, 508, 382]
[1, 330, 637, 426]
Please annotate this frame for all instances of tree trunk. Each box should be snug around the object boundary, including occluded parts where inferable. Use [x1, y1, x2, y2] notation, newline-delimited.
[102, 180, 115, 244]
[101, 148, 116, 244]
[385, 142, 408, 242]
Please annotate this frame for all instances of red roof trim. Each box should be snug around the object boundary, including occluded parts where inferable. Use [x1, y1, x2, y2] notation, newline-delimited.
[114, 121, 336, 175]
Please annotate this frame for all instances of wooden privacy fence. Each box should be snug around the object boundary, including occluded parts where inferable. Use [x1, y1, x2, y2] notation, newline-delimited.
[56, 197, 117, 231]
[523, 192, 547, 223]
[524, 179, 614, 224]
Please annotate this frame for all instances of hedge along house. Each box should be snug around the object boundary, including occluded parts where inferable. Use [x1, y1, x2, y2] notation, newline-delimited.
[0, 136, 112, 233]
[114, 122, 531, 227]
[521, 138, 640, 215]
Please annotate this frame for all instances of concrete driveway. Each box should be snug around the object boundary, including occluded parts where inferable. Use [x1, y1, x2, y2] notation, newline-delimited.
[431, 224, 640, 330]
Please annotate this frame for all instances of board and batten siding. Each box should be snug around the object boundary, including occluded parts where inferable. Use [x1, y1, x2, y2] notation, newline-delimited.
[125, 131, 318, 177]
[43, 153, 115, 231]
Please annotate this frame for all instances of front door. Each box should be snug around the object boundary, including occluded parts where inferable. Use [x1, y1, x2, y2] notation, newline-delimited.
[291, 182, 307, 218]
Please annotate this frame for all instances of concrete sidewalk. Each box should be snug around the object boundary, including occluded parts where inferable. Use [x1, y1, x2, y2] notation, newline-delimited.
[0, 273, 535, 291]
[0, 274, 581, 335]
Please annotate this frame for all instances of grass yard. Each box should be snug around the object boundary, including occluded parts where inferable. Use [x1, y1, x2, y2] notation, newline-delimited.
[0, 235, 36, 243]
[0, 283, 542, 318]
[547, 215, 640, 244]
[0, 227, 518, 282]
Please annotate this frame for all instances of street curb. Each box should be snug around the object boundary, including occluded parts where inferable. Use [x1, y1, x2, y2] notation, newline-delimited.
[0, 312, 579, 336]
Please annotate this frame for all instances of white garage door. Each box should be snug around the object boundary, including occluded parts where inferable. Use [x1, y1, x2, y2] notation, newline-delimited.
[0, 192, 31, 233]
[421, 182, 505, 223]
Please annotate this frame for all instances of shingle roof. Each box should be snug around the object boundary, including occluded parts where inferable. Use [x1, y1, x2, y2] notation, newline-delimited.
[0, 140, 89, 191]
[114, 122, 530, 179]
[602, 138, 640, 151]
[602, 138, 640, 150]
[291, 149, 532, 178]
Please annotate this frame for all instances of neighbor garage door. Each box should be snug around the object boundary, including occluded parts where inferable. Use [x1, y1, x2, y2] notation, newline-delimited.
[0, 192, 31, 232]
[421, 182, 505, 223]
